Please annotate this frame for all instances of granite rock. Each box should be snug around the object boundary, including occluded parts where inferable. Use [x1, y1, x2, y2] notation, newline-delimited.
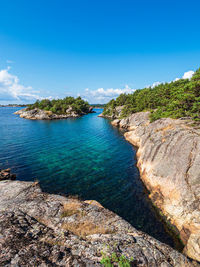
[0, 177, 196, 266]
[110, 112, 200, 262]
[14, 107, 94, 120]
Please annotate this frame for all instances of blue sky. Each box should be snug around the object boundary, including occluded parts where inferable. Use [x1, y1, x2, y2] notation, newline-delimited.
[0, 0, 200, 104]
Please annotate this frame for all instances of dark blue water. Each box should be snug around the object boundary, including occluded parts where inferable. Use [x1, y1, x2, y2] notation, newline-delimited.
[0, 107, 177, 248]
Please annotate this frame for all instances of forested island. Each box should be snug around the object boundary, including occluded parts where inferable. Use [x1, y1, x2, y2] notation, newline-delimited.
[14, 96, 94, 120]
[0, 104, 26, 107]
[103, 68, 200, 121]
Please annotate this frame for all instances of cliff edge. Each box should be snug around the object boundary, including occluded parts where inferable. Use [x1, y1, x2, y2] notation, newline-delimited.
[108, 111, 200, 262]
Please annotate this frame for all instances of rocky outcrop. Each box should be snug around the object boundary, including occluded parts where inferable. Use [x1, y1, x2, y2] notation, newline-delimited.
[14, 107, 94, 120]
[98, 106, 124, 119]
[108, 112, 200, 262]
[0, 168, 16, 181]
[0, 172, 196, 266]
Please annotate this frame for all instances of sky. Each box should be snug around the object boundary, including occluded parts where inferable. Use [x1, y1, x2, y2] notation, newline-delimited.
[0, 0, 200, 104]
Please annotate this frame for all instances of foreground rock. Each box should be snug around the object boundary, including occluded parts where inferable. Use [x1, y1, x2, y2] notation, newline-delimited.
[14, 107, 94, 120]
[108, 111, 200, 262]
[0, 176, 196, 266]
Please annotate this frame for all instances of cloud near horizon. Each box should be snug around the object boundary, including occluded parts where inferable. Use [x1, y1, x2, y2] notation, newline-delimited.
[83, 70, 195, 103]
[83, 85, 135, 104]
[150, 70, 195, 88]
[0, 67, 196, 104]
[0, 67, 43, 104]
[182, 70, 194, 79]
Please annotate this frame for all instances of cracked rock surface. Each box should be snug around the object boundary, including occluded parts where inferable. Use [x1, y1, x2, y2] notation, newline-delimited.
[0, 178, 196, 266]
[110, 112, 200, 262]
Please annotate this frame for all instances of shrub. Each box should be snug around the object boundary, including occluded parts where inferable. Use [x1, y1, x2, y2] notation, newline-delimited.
[100, 252, 134, 267]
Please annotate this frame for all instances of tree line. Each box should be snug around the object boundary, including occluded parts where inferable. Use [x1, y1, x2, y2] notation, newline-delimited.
[27, 96, 90, 115]
[103, 68, 200, 121]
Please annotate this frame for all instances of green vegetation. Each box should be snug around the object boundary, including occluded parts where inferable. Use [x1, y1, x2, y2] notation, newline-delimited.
[103, 68, 200, 121]
[27, 96, 90, 115]
[100, 252, 134, 267]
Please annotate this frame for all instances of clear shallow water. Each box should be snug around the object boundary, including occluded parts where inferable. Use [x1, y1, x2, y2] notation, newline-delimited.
[0, 107, 177, 248]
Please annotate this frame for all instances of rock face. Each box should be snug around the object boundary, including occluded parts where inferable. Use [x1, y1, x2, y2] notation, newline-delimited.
[0, 174, 196, 266]
[108, 112, 200, 262]
[14, 107, 94, 120]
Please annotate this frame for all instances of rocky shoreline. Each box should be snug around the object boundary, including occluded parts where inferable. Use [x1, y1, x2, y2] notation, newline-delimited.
[14, 107, 94, 120]
[0, 169, 198, 266]
[100, 111, 200, 262]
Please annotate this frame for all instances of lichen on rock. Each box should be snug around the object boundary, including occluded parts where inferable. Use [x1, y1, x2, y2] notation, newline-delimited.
[0, 172, 196, 266]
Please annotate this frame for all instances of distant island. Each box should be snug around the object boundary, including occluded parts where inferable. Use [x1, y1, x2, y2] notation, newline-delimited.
[14, 96, 94, 120]
[0, 104, 27, 107]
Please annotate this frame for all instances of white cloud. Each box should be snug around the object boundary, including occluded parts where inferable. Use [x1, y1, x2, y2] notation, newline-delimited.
[150, 70, 195, 88]
[0, 67, 44, 103]
[151, 81, 161, 88]
[182, 70, 194, 80]
[174, 78, 180, 82]
[83, 85, 135, 103]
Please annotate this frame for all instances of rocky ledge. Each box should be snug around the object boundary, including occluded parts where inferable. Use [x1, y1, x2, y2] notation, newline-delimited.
[0, 171, 197, 266]
[14, 107, 94, 120]
[107, 111, 200, 262]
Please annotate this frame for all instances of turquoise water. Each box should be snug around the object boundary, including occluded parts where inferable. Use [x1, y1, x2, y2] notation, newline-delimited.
[0, 107, 176, 247]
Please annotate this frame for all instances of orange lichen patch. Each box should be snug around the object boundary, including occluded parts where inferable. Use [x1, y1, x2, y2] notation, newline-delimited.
[62, 220, 111, 237]
[84, 200, 103, 208]
[63, 201, 81, 210]
[44, 110, 53, 115]
[155, 125, 174, 135]
[61, 201, 82, 217]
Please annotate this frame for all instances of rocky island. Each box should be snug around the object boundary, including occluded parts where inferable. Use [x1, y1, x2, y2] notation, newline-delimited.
[0, 169, 197, 266]
[14, 97, 94, 120]
[100, 68, 200, 262]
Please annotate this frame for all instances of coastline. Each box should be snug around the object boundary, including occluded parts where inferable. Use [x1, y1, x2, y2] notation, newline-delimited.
[100, 111, 200, 262]
[0, 170, 196, 266]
